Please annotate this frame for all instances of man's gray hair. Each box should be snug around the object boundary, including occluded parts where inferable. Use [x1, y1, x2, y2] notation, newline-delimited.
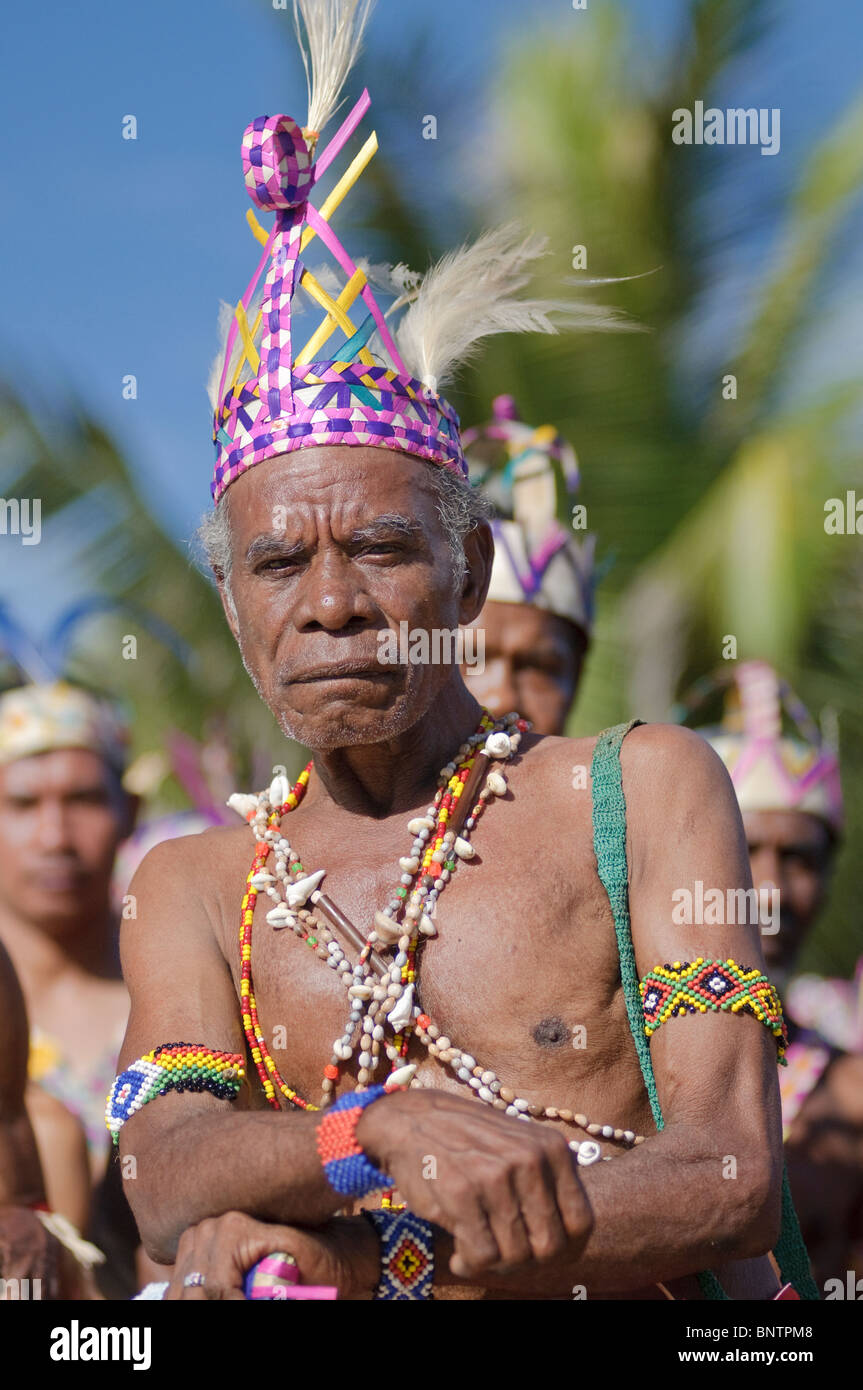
[196, 461, 490, 597]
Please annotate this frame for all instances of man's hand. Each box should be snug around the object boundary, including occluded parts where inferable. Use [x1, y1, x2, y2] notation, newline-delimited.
[356, 1089, 593, 1279]
[165, 1211, 379, 1300]
[0, 1206, 61, 1297]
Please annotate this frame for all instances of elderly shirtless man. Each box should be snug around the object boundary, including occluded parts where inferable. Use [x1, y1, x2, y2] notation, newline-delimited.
[117, 449, 799, 1302]
[112, 3, 808, 1300]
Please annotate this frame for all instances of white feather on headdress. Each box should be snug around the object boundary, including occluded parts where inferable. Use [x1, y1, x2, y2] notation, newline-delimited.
[393, 225, 633, 389]
[293, 0, 376, 137]
[207, 300, 236, 411]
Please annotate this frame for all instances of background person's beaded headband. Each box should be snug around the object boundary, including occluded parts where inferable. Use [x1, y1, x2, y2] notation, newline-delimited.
[463, 395, 595, 637]
[208, 0, 626, 505]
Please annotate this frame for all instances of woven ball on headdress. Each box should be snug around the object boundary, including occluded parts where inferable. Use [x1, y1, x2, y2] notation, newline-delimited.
[242, 115, 314, 211]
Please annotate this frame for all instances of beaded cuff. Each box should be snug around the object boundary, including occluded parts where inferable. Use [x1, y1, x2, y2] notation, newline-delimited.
[316, 1085, 394, 1196]
[105, 1043, 245, 1143]
[640, 958, 788, 1060]
[364, 1209, 435, 1300]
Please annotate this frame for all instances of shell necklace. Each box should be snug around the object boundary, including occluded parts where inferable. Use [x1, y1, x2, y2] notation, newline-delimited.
[232, 711, 644, 1165]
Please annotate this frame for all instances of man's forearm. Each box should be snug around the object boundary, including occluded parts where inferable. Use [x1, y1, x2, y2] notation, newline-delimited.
[125, 1106, 345, 1262]
[438, 1127, 779, 1296]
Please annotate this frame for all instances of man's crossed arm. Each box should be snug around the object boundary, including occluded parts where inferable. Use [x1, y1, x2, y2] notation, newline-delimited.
[120, 725, 782, 1294]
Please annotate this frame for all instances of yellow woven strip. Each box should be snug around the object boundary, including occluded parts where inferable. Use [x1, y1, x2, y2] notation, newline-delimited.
[233, 302, 260, 374]
[295, 268, 375, 368]
[299, 132, 378, 254]
[246, 208, 269, 247]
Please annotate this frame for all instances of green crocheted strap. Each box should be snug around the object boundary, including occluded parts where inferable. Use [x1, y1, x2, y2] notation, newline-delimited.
[640, 958, 788, 1061]
[589, 721, 819, 1302]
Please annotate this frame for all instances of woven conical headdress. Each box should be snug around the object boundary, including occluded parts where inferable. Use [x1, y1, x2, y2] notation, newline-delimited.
[209, 0, 624, 503]
[678, 660, 843, 835]
[463, 395, 595, 636]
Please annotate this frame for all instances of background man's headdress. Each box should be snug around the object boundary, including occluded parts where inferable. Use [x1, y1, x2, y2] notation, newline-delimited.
[677, 660, 843, 836]
[208, 0, 623, 504]
[0, 599, 188, 776]
[463, 395, 594, 637]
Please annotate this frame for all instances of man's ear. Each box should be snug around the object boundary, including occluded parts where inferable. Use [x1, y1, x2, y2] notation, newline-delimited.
[458, 521, 494, 625]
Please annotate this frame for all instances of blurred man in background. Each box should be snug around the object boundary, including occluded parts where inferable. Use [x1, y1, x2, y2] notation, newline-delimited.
[461, 397, 591, 735]
[0, 680, 142, 1293]
[691, 659, 863, 1289]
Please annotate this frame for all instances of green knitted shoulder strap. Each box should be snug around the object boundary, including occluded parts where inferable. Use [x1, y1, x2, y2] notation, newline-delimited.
[589, 721, 819, 1302]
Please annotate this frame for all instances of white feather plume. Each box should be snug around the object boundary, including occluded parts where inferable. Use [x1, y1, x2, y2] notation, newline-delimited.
[293, 0, 375, 137]
[393, 225, 633, 389]
[206, 300, 236, 410]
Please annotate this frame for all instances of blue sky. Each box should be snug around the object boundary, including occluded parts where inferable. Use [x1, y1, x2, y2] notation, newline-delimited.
[1, 0, 862, 567]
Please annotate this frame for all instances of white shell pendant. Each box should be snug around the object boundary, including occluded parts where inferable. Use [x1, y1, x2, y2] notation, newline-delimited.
[575, 1140, 602, 1167]
[484, 771, 507, 796]
[227, 792, 259, 820]
[484, 731, 512, 759]
[453, 836, 474, 860]
[285, 869, 326, 908]
[386, 1063, 417, 1089]
[269, 773, 290, 807]
[387, 984, 415, 1032]
[407, 816, 434, 834]
[373, 911, 402, 944]
[266, 904, 294, 928]
[418, 913, 437, 937]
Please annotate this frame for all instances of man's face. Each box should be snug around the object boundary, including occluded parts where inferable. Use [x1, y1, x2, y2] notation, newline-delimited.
[0, 748, 132, 930]
[219, 448, 491, 750]
[462, 600, 586, 736]
[743, 808, 834, 974]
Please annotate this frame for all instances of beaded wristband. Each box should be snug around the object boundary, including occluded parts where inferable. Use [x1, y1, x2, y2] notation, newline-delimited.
[316, 1085, 394, 1196]
[640, 958, 788, 1060]
[105, 1043, 245, 1143]
[364, 1209, 435, 1300]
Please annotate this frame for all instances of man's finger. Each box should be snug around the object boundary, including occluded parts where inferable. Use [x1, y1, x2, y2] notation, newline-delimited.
[512, 1147, 569, 1262]
[544, 1136, 594, 1242]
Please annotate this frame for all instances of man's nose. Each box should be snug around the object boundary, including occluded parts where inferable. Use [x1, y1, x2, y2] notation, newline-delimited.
[750, 845, 782, 896]
[37, 798, 76, 851]
[292, 554, 376, 632]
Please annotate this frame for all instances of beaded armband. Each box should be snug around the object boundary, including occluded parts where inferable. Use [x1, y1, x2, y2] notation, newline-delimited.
[105, 1043, 245, 1143]
[364, 1209, 435, 1300]
[316, 1085, 394, 1196]
[640, 958, 788, 1061]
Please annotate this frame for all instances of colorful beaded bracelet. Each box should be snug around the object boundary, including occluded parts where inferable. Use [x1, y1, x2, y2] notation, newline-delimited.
[640, 958, 788, 1061]
[364, 1209, 435, 1300]
[105, 1043, 245, 1143]
[316, 1085, 394, 1197]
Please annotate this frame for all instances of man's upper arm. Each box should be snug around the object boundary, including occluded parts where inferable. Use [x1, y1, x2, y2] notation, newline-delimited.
[622, 723, 782, 1146]
[118, 833, 248, 1146]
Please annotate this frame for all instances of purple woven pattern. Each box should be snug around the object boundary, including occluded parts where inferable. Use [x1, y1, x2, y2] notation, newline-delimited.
[213, 363, 466, 501]
[212, 94, 467, 502]
[242, 115, 314, 210]
[258, 211, 305, 425]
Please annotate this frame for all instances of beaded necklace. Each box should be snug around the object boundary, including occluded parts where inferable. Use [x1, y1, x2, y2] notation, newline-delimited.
[234, 711, 644, 1164]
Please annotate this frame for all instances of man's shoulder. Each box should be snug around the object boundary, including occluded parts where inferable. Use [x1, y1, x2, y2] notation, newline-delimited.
[131, 823, 252, 893]
[524, 721, 726, 783]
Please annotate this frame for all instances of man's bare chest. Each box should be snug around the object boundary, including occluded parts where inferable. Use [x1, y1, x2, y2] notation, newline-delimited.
[214, 811, 652, 1134]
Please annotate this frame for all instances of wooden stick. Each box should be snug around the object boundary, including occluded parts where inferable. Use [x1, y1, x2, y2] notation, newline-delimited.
[447, 749, 490, 838]
[312, 892, 387, 977]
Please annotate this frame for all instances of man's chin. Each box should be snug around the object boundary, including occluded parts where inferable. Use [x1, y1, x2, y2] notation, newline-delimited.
[274, 684, 419, 750]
